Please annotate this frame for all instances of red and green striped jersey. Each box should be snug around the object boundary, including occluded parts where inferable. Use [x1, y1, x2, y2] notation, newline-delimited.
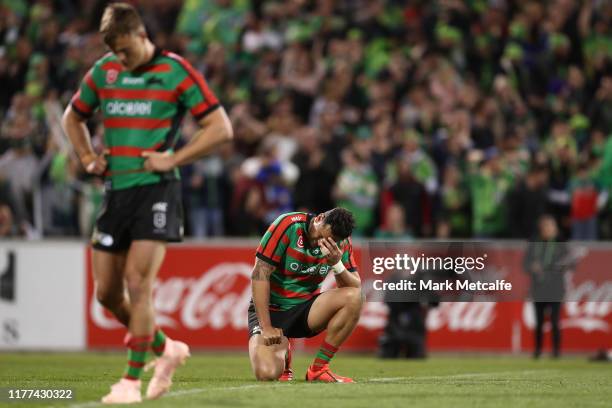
[256, 212, 358, 311]
[71, 48, 219, 190]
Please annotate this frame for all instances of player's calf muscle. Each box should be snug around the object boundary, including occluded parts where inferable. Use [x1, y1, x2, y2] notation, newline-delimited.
[125, 278, 150, 303]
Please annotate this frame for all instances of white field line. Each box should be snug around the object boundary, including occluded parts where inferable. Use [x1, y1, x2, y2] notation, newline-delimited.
[365, 377, 408, 382]
[366, 369, 557, 383]
[64, 369, 557, 408]
[64, 383, 289, 408]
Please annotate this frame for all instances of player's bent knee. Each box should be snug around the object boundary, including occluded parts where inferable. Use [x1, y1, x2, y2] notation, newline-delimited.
[254, 363, 281, 381]
[125, 272, 152, 297]
[343, 287, 364, 310]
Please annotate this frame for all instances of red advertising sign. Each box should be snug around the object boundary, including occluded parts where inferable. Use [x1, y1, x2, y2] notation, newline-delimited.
[86, 244, 612, 352]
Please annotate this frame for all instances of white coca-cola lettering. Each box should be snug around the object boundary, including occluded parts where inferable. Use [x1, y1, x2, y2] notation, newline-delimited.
[180, 263, 252, 329]
[153, 277, 191, 328]
[358, 302, 388, 330]
[523, 280, 612, 332]
[359, 279, 389, 329]
[426, 303, 496, 332]
[91, 263, 253, 330]
[91, 298, 123, 329]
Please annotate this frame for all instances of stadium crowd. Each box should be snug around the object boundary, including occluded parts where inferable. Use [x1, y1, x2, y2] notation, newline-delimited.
[0, 0, 611, 240]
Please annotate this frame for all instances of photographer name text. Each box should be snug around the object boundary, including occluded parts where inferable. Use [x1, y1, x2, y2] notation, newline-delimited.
[373, 279, 512, 291]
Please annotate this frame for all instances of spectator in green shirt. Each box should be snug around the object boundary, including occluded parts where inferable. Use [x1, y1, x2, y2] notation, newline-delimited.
[468, 148, 514, 238]
[334, 137, 378, 236]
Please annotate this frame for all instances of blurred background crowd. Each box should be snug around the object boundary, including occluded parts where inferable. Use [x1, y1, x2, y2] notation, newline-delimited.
[1, 0, 611, 240]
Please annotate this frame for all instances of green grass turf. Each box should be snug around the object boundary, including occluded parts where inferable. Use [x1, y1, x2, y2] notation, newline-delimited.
[0, 352, 610, 408]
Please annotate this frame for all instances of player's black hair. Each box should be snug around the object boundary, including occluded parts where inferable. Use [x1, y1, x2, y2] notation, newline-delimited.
[323, 208, 355, 240]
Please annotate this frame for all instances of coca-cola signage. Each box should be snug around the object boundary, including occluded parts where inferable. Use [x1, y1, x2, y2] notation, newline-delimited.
[86, 244, 612, 352]
[86, 246, 387, 350]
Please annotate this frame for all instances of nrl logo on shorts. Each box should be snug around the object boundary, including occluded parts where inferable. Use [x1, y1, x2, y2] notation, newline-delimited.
[152, 202, 168, 229]
[153, 213, 166, 229]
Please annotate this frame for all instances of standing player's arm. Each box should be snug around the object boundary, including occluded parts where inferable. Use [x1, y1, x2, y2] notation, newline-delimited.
[251, 258, 284, 346]
[61, 106, 107, 175]
[319, 237, 361, 288]
[142, 107, 233, 172]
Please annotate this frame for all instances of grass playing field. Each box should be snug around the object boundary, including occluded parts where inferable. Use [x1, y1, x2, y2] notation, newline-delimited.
[1, 352, 610, 408]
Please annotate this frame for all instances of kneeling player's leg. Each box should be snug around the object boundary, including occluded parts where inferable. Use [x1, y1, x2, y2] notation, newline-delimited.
[305, 287, 363, 378]
[93, 249, 130, 326]
[249, 334, 289, 381]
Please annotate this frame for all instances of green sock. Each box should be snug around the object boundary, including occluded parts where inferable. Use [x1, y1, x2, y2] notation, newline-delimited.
[123, 335, 151, 380]
[312, 341, 338, 370]
[151, 328, 167, 357]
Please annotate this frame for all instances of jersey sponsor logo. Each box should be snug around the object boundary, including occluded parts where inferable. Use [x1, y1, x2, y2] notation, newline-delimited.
[298, 263, 329, 276]
[106, 69, 119, 84]
[106, 101, 152, 116]
[146, 77, 164, 86]
[291, 216, 302, 222]
[297, 236, 304, 248]
[121, 76, 145, 85]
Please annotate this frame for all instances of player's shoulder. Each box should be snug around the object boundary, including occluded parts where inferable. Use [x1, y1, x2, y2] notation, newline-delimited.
[88, 53, 121, 83]
[91, 52, 120, 71]
[265, 212, 309, 236]
[273, 212, 309, 226]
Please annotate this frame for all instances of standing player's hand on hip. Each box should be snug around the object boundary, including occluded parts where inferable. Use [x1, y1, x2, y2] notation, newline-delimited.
[261, 326, 283, 346]
[81, 151, 108, 176]
[142, 150, 176, 172]
[319, 237, 342, 264]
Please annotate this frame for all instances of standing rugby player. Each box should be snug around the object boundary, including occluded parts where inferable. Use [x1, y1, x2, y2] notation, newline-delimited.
[62, 3, 233, 403]
[248, 208, 363, 382]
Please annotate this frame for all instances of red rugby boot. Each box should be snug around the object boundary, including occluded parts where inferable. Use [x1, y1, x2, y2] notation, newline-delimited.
[305, 364, 354, 383]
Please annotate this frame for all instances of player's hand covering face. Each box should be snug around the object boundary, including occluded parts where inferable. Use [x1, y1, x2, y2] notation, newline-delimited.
[309, 212, 335, 247]
[318, 237, 343, 264]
